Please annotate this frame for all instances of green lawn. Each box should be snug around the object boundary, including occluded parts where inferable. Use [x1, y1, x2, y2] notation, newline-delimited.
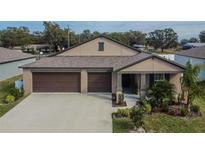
[0, 75, 25, 117]
[113, 97, 205, 133]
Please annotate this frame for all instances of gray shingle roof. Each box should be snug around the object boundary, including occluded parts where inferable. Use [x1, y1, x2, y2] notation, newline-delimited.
[0, 47, 36, 64]
[21, 53, 150, 70]
[20, 52, 185, 71]
[176, 46, 205, 60]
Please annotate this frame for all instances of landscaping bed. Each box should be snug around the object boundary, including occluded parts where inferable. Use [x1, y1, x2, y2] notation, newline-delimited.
[113, 79, 204, 133]
[113, 97, 205, 133]
[0, 75, 26, 117]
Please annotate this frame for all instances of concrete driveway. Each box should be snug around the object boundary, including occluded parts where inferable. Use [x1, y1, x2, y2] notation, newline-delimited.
[0, 93, 112, 133]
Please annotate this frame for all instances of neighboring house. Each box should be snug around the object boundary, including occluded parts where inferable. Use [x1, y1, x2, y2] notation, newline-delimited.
[20, 35, 185, 99]
[0, 47, 36, 81]
[12, 44, 50, 53]
[175, 46, 205, 80]
[183, 43, 205, 50]
[21, 44, 50, 54]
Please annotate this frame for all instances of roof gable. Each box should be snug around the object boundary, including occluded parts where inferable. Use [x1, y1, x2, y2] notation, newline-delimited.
[54, 35, 141, 56]
[118, 55, 185, 73]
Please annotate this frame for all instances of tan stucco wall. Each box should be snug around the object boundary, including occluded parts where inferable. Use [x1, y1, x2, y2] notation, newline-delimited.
[80, 69, 88, 93]
[121, 57, 184, 73]
[23, 69, 32, 95]
[170, 73, 182, 94]
[58, 37, 138, 56]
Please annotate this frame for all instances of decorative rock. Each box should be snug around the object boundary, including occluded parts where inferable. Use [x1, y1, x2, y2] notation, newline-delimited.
[136, 127, 146, 133]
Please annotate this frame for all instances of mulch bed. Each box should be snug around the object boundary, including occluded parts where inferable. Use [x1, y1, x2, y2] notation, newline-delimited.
[112, 101, 127, 107]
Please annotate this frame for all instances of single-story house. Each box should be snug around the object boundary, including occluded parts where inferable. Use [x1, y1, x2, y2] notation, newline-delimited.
[175, 46, 205, 80]
[0, 47, 36, 81]
[20, 35, 185, 99]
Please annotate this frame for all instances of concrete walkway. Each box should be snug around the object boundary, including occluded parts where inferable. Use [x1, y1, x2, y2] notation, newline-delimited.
[0, 93, 112, 133]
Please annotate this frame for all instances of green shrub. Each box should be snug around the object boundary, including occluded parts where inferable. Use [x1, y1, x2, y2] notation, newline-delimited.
[9, 88, 24, 100]
[137, 97, 151, 114]
[130, 106, 144, 128]
[5, 95, 15, 103]
[180, 108, 188, 117]
[161, 101, 169, 112]
[191, 105, 200, 113]
[113, 118, 135, 131]
[146, 80, 176, 109]
[144, 103, 152, 114]
[118, 93, 124, 104]
[1, 83, 14, 92]
[116, 108, 131, 117]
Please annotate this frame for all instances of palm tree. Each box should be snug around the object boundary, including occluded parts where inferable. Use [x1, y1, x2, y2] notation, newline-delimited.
[181, 60, 205, 108]
[147, 80, 176, 111]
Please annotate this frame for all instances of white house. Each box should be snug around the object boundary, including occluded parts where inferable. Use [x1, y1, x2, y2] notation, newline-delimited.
[0, 47, 36, 81]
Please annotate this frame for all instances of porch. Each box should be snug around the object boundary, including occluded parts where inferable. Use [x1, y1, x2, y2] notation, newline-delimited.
[112, 72, 182, 103]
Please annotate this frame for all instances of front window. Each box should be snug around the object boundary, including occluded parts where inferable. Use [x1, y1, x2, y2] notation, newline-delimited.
[98, 42, 104, 51]
[154, 74, 165, 81]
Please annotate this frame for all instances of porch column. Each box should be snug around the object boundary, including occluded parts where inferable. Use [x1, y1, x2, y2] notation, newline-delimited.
[112, 72, 117, 93]
[81, 69, 88, 93]
[135, 74, 140, 95]
[140, 74, 146, 96]
[116, 72, 122, 103]
[116, 72, 122, 92]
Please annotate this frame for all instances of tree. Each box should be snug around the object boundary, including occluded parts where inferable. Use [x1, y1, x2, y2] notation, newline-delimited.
[199, 31, 205, 43]
[79, 29, 93, 43]
[146, 28, 178, 52]
[180, 37, 199, 45]
[189, 37, 199, 43]
[43, 21, 68, 52]
[147, 80, 176, 111]
[180, 39, 189, 45]
[125, 30, 146, 46]
[0, 27, 31, 48]
[31, 31, 46, 44]
[181, 61, 205, 109]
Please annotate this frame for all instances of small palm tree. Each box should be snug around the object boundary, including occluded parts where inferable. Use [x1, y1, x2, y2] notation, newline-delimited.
[147, 80, 176, 111]
[181, 60, 205, 108]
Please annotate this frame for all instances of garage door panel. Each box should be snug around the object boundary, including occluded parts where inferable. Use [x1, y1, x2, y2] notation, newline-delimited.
[88, 72, 111, 92]
[33, 72, 80, 92]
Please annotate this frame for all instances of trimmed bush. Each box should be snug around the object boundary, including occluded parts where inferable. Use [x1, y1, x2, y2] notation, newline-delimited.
[191, 105, 200, 113]
[144, 103, 152, 114]
[116, 108, 131, 118]
[130, 106, 144, 128]
[5, 95, 15, 103]
[180, 108, 188, 117]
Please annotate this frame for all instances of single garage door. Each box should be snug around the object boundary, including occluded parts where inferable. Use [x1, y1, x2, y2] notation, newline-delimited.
[33, 72, 80, 92]
[88, 72, 111, 92]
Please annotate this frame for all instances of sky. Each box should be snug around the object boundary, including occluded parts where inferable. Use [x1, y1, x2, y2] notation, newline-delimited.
[0, 21, 204, 40]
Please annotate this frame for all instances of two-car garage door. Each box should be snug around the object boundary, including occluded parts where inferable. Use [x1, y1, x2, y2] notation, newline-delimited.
[32, 72, 111, 92]
[33, 72, 80, 92]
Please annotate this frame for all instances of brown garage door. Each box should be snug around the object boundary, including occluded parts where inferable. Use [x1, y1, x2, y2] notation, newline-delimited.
[33, 72, 80, 92]
[88, 72, 111, 92]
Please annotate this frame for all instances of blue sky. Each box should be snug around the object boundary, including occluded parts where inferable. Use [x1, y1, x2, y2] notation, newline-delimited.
[0, 21, 204, 40]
